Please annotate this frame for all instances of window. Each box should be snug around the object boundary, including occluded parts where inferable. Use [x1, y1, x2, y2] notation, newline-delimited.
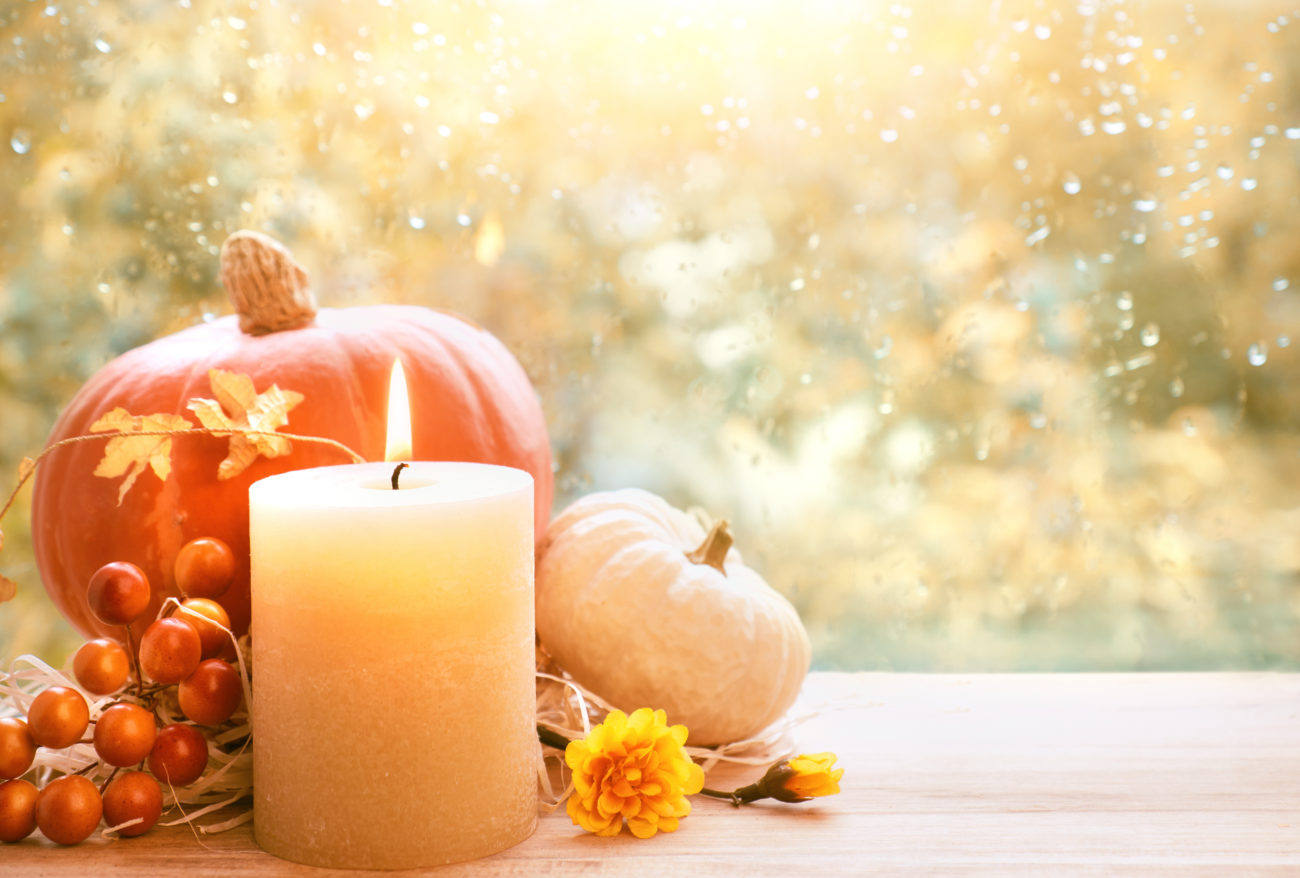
[2, 0, 1297, 670]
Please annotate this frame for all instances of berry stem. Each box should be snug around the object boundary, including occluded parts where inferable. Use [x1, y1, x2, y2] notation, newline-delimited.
[125, 626, 144, 698]
[99, 765, 120, 794]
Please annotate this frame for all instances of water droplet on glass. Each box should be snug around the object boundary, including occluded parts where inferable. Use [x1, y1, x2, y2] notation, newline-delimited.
[1216, 163, 1234, 180]
[1273, 277, 1290, 292]
[1062, 172, 1081, 195]
[10, 130, 31, 154]
[1125, 352, 1154, 371]
[1140, 323, 1160, 346]
[1247, 342, 1268, 366]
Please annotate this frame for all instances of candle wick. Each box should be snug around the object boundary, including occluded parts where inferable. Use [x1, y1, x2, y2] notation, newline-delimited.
[391, 462, 409, 490]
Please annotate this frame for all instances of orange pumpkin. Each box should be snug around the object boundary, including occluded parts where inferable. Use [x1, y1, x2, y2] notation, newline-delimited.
[31, 231, 553, 641]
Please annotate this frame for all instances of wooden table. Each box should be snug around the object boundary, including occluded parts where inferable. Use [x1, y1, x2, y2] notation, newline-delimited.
[5, 673, 1298, 875]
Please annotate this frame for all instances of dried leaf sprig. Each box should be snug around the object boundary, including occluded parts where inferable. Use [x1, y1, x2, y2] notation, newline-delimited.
[0, 369, 362, 603]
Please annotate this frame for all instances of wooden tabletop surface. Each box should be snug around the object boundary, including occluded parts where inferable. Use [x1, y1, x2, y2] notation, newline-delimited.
[4, 672, 1298, 876]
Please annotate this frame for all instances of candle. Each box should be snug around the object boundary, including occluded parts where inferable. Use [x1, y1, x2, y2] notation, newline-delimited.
[248, 461, 537, 868]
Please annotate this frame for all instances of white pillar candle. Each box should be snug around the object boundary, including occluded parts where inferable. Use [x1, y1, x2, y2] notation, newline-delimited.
[249, 461, 537, 868]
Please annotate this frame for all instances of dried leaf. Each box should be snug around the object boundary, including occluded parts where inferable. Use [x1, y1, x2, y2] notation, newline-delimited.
[90, 408, 193, 505]
[0, 573, 16, 603]
[187, 369, 305, 480]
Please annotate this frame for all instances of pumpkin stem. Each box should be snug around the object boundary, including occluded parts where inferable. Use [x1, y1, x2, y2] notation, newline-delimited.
[220, 230, 319, 336]
[686, 520, 733, 575]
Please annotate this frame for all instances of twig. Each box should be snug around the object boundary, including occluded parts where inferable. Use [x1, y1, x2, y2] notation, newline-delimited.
[0, 427, 366, 524]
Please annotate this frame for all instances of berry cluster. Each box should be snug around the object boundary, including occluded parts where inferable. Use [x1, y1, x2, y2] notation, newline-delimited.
[1, 537, 248, 845]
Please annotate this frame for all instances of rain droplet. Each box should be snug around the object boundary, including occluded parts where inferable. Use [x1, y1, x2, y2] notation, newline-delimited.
[1247, 342, 1268, 366]
[10, 129, 31, 154]
[1025, 226, 1050, 246]
[1140, 323, 1160, 346]
[1062, 172, 1081, 195]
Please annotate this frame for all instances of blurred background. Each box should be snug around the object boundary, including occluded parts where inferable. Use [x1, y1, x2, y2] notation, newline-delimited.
[1, 0, 1298, 670]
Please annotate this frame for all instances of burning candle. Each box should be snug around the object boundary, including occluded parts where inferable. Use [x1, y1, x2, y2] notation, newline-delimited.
[248, 361, 538, 868]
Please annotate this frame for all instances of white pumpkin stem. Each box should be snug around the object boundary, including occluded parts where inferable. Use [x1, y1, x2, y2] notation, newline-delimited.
[686, 520, 733, 575]
[220, 230, 318, 336]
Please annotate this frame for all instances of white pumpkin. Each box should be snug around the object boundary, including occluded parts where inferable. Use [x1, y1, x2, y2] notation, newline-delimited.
[535, 488, 811, 747]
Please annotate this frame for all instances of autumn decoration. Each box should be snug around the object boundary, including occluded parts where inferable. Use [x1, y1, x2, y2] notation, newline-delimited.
[536, 488, 812, 747]
[22, 230, 553, 642]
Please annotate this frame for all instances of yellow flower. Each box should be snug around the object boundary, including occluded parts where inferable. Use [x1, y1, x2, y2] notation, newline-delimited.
[779, 752, 844, 800]
[564, 708, 706, 839]
[731, 751, 844, 804]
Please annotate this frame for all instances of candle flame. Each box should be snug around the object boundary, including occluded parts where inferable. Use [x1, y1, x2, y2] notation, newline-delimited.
[384, 359, 413, 462]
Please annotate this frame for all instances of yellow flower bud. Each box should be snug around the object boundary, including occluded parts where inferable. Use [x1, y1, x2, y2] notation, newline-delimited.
[757, 752, 844, 803]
